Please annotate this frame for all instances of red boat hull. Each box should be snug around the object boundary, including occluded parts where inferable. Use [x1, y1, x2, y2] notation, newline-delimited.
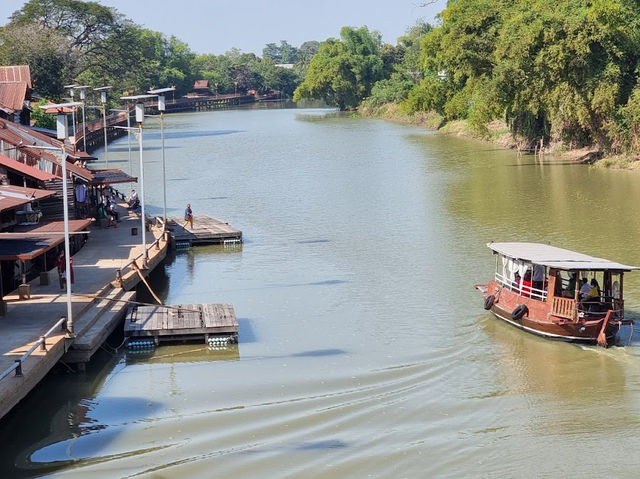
[479, 281, 625, 344]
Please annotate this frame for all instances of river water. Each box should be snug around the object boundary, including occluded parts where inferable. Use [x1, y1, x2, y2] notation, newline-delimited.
[2, 107, 640, 478]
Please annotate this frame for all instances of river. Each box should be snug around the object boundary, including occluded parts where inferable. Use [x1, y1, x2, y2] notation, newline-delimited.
[2, 107, 640, 478]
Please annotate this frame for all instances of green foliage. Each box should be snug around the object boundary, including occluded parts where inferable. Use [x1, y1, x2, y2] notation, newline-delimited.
[0, 0, 307, 102]
[262, 40, 298, 64]
[0, 23, 70, 98]
[363, 72, 415, 108]
[402, 0, 640, 150]
[30, 98, 57, 129]
[402, 75, 446, 115]
[294, 26, 384, 110]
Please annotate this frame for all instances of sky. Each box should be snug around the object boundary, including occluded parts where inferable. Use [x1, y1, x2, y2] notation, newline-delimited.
[0, 0, 447, 55]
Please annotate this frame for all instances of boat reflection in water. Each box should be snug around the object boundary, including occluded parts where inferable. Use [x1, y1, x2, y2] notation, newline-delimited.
[480, 314, 631, 435]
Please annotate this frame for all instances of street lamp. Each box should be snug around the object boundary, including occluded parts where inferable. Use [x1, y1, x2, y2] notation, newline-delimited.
[110, 107, 132, 175]
[75, 85, 89, 151]
[63, 84, 78, 141]
[234, 81, 238, 95]
[94, 86, 112, 167]
[148, 87, 175, 228]
[34, 101, 82, 336]
[214, 82, 218, 96]
[121, 94, 157, 264]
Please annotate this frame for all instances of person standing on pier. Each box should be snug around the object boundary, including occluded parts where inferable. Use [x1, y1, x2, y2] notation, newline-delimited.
[183, 203, 193, 229]
[54, 251, 74, 289]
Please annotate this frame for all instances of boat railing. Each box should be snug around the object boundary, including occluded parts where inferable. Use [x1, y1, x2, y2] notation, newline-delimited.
[576, 296, 624, 319]
[495, 272, 547, 301]
[551, 296, 576, 320]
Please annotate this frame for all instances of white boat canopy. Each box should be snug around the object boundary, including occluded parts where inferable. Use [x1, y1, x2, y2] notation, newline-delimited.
[487, 242, 640, 272]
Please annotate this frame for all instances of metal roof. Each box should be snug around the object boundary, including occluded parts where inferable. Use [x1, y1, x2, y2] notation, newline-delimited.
[0, 184, 55, 212]
[0, 65, 31, 88]
[0, 82, 28, 112]
[91, 168, 137, 185]
[0, 219, 91, 260]
[487, 242, 640, 271]
[0, 154, 56, 181]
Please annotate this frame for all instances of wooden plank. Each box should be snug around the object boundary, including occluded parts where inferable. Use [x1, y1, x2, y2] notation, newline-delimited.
[124, 303, 237, 342]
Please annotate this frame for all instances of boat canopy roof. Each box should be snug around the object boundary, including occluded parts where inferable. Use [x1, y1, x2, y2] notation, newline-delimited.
[487, 242, 640, 272]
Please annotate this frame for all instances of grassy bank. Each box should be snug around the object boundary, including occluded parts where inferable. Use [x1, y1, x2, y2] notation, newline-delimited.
[358, 103, 640, 169]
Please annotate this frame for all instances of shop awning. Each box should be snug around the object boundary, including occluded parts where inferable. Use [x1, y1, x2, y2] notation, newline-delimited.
[91, 169, 138, 185]
[0, 219, 91, 260]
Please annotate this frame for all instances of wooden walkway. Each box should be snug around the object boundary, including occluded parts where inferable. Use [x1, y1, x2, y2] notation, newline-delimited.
[0, 202, 168, 419]
[168, 215, 242, 247]
[124, 303, 238, 343]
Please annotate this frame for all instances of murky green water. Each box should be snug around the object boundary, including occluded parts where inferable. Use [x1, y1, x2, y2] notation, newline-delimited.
[2, 107, 640, 478]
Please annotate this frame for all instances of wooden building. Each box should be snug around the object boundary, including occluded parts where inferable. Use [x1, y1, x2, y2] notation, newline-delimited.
[0, 65, 32, 125]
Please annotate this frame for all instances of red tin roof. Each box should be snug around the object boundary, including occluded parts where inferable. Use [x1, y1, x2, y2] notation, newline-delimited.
[0, 183, 56, 212]
[0, 154, 56, 181]
[0, 66, 32, 88]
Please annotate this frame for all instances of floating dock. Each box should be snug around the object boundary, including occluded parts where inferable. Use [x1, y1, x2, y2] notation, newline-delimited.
[124, 303, 238, 344]
[167, 215, 242, 248]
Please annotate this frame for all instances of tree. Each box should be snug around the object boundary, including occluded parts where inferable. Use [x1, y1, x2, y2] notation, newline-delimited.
[294, 26, 384, 109]
[0, 23, 71, 98]
[262, 43, 280, 62]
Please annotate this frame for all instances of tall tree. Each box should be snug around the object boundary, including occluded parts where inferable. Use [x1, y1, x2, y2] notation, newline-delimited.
[294, 26, 384, 109]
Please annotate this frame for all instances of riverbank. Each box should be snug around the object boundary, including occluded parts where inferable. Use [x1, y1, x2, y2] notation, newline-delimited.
[359, 103, 639, 169]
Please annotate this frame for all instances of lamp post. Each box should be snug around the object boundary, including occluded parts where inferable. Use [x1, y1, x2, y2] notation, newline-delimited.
[33, 101, 82, 335]
[94, 86, 112, 168]
[234, 81, 238, 95]
[121, 94, 157, 264]
[148, 87, 175, 229]
[110, 107, 132, 175]
[75, 85, 89, 152]
[214, 82, 218, 96]
[63, 84, 78, 141]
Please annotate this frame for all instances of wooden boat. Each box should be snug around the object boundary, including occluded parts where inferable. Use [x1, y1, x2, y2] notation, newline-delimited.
[475, 242, 638, 346]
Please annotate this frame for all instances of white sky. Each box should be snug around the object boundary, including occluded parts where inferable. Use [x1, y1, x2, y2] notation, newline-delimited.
[0, 0, 446, 55]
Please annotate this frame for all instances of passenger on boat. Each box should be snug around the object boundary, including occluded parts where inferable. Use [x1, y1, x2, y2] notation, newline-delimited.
[579, 277, 593, 301]
[553, 271, 563, 297]
[564, 272, 577, 298]
[533, 264, 545, 291]
[581, 278, 602, 311]
[513, 271, 521, 291]
[521, 270, 532, 297]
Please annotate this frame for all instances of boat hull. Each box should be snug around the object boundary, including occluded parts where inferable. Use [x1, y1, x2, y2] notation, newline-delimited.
[479, 282, 625, 344]
[489, 303, 616, 343]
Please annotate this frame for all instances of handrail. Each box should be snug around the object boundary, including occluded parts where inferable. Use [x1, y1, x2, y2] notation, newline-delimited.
[114, 219, 168, 288]
[0, 317, 68, 383]
[495, 272, 547, 301]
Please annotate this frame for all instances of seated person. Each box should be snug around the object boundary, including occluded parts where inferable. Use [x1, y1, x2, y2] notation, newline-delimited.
[108, 195, 120, 222]
[579, 277, 592, 300]
[127, 189, 140, 209]
[553, 271, 564, 297]
[564, 272, 577, 298]
[96, 202, 114, 227]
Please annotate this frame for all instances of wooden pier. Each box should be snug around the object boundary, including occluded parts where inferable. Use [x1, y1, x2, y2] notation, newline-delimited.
[168, 215, 242, 247]
[124, 303, 238, 343]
